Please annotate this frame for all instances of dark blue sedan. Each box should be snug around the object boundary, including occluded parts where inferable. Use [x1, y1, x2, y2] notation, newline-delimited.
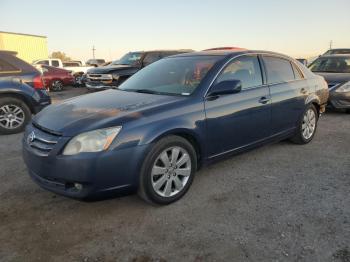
[22, 49, 329, 204]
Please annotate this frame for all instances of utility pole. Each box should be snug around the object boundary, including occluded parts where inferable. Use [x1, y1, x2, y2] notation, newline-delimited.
[92, 45, 96, 59]
[329, 40, 333, 50]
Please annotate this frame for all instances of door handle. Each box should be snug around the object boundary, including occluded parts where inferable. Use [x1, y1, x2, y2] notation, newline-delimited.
[300, 88, 308, 94]
[259, 97, 270, 104]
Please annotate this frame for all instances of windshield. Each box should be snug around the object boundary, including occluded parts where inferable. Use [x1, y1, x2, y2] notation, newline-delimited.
[111, 52, 143, 66]
[118, 56, 220, 96]
[309, 57, 350, 73]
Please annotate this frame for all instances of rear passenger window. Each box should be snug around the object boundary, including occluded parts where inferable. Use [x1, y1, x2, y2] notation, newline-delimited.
[51, 60, 60, 67]
[291, 62, 304, 80]
[0, 59, 18, 72]
[263, 56, 295, 84]
[215, 55, 263, 89]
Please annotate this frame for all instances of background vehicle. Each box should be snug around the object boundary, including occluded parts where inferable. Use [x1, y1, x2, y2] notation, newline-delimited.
[85, 49, 193, 90]
[86, 59, 106, 67]
[0, 51, 51, 134]
[309, 54, 350, 113]
[36, 65, 75, 91]
[32, 58, 93, 84]
[296, 58, 308, 66]
[322, 48, 350, 56]
[23, 49, 328, 204]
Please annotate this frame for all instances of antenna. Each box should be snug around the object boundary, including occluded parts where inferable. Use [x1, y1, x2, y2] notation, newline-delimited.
[329, 40, 333, 50]
[92, 45, 96, 59]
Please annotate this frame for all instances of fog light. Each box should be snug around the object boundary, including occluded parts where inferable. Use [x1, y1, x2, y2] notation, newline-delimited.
[74, 183, 83, 191]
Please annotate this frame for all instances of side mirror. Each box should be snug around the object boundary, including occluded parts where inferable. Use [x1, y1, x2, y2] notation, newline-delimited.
[207, 80, 242, 97]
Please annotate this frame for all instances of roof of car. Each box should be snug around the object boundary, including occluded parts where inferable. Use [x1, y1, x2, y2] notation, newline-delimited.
[173, 49, 295, 60]
[0, 50, 17, 55]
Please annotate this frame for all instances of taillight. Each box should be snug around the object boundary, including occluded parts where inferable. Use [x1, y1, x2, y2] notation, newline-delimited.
[33, 75, 45, 89]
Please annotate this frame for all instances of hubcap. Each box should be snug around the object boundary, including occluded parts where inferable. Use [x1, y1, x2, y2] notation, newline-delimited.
[151, 146, 191, 198]
[0, 104, 25, 130]
[302, 108, 316, 140]
[52, 80, 63, 90]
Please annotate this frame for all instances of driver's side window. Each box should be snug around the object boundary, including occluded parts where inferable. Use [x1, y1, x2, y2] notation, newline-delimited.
[216, 55, 263, 89]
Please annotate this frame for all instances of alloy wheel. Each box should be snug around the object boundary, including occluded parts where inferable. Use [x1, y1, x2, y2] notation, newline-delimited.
[151, 146, 192, 197]
[52, 80, 63, 91]
[0, 104, 25, 130]
[301, 108, 316, 140]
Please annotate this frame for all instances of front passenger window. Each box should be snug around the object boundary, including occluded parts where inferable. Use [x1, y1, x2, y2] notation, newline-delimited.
[215, 55, 263, 89]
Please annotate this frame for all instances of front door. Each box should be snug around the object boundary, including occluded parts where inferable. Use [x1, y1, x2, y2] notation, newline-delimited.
[205, 55, 271, 157]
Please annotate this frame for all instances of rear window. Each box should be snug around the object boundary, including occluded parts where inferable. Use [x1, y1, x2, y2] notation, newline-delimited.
[52, 60, 60, 67]
[263, 56, 295, 84]
[0, 59, 19, 73]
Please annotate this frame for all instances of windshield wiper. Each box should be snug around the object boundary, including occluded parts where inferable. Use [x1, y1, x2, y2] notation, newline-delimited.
[132, 89, 159, 94]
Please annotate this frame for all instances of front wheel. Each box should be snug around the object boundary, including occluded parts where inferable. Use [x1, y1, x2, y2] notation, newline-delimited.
[290, 104, 318, 144]
[138, 136, 197, 205]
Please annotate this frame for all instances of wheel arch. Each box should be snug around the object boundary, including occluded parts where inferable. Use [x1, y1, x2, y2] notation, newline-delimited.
[150, 129, 203, 167]
[0, 92, 35, 113]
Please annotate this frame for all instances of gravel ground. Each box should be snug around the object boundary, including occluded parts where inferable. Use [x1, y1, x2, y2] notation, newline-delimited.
[0, 87, 349, 262]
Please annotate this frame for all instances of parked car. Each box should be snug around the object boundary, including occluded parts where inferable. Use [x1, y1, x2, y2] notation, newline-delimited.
[36, 65, 75, 91]
[0, 51, 51, 134]
[296, 58, 308, 66]
[23, 49, 328, 204]
[86, 59, 106, 67]
[309, 54, 350, 113]
[322, 48, 350, 56]
[32, 58, 93, 83]
[85, 50, 193, 90]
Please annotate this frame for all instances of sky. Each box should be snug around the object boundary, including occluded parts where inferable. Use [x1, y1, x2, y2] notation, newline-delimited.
[1, 0, 349, 61]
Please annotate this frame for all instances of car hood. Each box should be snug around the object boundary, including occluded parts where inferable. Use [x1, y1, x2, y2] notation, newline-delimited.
[314, 72, 350, 85]
[87, 64, 138, 74]
[33, 90, 184, 136]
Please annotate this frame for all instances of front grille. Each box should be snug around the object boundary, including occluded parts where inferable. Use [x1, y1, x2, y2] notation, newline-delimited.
[87, 74, 113, 81]
[26, 125, 60, 156]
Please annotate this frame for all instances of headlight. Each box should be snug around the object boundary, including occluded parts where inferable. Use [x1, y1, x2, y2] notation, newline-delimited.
[63, 126, 122, 155]
[335, 81, 350, 93]
[112, 74, 120, 80]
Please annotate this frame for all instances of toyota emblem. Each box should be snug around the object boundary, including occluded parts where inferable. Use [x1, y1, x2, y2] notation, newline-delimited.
[28, 131, 36, 143]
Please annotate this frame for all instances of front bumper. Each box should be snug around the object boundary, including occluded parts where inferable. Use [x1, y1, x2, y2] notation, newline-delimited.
[22, 124, 151, 199]
[86, 81, 116, 90]
[329, 90, 350, 109]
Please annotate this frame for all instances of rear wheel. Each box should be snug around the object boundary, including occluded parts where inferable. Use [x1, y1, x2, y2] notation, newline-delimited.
[51, 80, 63, 91]
[0, 97, 31, 134]
[290, 104, 318, 144]
[138, 136, 197, 205]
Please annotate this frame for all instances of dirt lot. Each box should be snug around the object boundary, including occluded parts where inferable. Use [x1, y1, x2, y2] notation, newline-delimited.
[0, 87, 349, 262]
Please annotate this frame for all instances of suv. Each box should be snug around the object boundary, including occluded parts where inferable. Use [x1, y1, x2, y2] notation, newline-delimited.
[85, 50, 193, 90]
[86, 59, 106, 67]
[0, 51, 51, 134]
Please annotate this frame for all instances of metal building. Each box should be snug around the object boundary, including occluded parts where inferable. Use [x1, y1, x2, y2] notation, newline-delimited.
[0, 31, 48, 63]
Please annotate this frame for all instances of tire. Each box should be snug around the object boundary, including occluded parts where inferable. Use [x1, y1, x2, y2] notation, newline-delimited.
[51, 80, 64, 91]
[0, 97, 31, 135]
[138, 135, 197, 205]
[290, 104, 318, 144]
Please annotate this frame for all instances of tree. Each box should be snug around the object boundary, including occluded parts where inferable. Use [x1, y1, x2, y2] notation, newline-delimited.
[50, 51, 72, 62]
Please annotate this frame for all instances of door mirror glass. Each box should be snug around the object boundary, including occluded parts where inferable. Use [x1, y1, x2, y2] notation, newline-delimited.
[208, 80, 242, 96]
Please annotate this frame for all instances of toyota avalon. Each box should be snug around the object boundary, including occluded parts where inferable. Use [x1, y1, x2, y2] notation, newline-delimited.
[22, 49, 329, 205]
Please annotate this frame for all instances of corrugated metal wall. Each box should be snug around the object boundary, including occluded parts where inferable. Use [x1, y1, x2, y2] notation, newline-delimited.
[0, 32, 48, 63]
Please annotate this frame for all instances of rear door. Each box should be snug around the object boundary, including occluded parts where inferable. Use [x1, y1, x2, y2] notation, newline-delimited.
[262, 55, 309, 135]
[205, 55, 271, 156]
